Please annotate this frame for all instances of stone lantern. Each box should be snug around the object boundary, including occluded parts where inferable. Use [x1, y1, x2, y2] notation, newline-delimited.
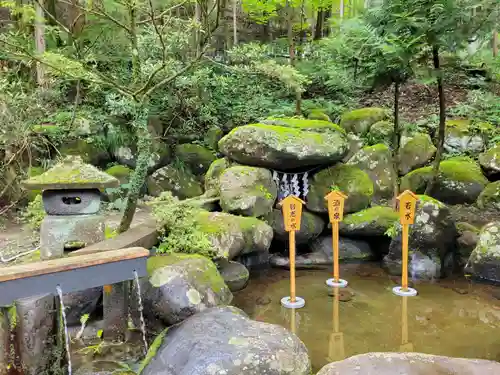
[23, 156, 119, 260]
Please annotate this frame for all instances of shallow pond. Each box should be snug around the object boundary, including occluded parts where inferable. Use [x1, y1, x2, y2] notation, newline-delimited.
[233, 263, 500, 372]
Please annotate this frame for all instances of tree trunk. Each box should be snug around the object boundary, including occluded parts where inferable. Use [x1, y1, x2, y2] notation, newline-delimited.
[286, 0, 301, 116]
[34, 0, 46, 86]
[392, 80, 400, 210]
[232, 0, 238, 45]
[195, 1, 201, 55]
[493, 30, 498, 57]
[314, 10, 324, 40]
[118, 114, 152, 233]
[425, 46, 446, 196]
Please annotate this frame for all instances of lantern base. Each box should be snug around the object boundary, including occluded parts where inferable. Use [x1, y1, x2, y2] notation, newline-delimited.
[326, 278, 348, 288]
[280, 296, 305, 309]
[392, 286, 418, 297]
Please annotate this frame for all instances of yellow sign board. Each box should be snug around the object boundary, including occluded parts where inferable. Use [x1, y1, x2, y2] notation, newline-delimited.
[397, 190, 417, 225]
[325, 190, 348, 223]
[279, 195, 305, 232]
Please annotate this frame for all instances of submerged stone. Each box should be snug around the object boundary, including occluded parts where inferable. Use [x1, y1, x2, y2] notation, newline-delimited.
[465, 221, 500, 284]
[217, 260, 250, 292]
[317, 352, 500, 375]
[218, 123, 349, 170]
[140, 306, 311, 375]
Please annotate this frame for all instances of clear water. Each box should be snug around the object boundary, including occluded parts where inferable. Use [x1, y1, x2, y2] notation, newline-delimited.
[232, 263, 500, 372]
[56, 285, 73, 375]
[134, 270, 149, 355]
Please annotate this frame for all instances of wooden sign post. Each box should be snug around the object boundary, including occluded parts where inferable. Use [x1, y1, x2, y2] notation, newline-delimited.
[279, 195, 306, 309]
[325, 190, 348, 288]
[328, 287, 345, 362]
[392, 190, 418, 297]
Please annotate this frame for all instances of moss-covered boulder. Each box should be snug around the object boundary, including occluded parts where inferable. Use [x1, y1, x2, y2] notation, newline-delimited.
[260, 116, 345, 133]
[368, 120, 393, 145]
[477, 181, 500, 210]
[444, 119, 489, 154]
[59, 139, 111, 167]
[204, 126, 224, 151]
[204, 158, 232, 194]
[271, 236, 374, 269]
[383, 195, 457, 279]
[398, 133, 437, 175]
[218, 166, 277, 217]
[196, 211, 273, 260]
[339, 206, 399, 237]
[307, 164, 374, 214]
[347, 144, 397, 201]
[133, 253, 232, 328]
[307, 109, 331, 122]
[147, 164, 203, 199]
[140, 306, 311, 375]
[174, 144, 217, 175]
[113, 139, 171, 173]
[105, 164, 132, 184]
[464, 221, 500, 284]
[478, 144, 500, 177]
[217, 260, 249, 292]
[218, 123, 349, 170]
[340, 107, 388, 135]
[400, 157, 489, 204]
[266, 208, 325, 244]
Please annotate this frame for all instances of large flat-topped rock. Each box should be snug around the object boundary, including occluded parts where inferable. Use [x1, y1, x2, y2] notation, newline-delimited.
[23, 155, 119, 190]
[218, 123, 348, 170]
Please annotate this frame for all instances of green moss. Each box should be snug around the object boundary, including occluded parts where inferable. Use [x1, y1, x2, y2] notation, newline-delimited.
[138, 328, 168, 374]
[416, 194, 445, 207]
[307, 110, 331, 122]
[340, 107, 388, 134]
[343, 206, 399, 227]
[262, 116, 345, 134]
[23, 155, 118, 190]
[477, 181, 500, 209]
[456, 222, 481, 234]
[8, 305, 16, 330]
[365, 143, 389, 152]
[247, 123, 329, 145]
[446, 119, 471, 133]
[105, 165, 133, 178]
[175, 144, 216, 175]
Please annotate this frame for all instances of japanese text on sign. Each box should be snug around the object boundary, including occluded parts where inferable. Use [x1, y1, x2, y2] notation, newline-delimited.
[398, 190, 417, 225]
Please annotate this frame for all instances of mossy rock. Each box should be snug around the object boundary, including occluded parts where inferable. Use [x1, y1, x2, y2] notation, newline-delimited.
[204, 158, 231, 194]
[400, 157, 489, 204]
[204, 126, 224, 151]
[368, 121, 393, 145]
[105, 165, 133, 184]
[339, 206, 399, 237]
[478, 144, 500, 177]
[217, 260, 249, 292]
[464, 221, 500, 284]
[174, 144, 217, 175]
[113, 139, 171, 173]
[306, 164, 374, 214]
[477, 181, 500, 210]
[147, 164, 203, 199]
[444, 119, 487, 154]
[59, 138, 111, 167]
[398, 133, 437, 175]
[347, 144, 397, 201]
[260, 117, 345, 134]
[219, 166, 277, 217]
[265, 208, 325, 244]
[342, 134, 365, 162]
[195, 211, 273, 259]
[135, 253, 232, 327]
[307, 110, 331, 122]
[383, 195, 456, 279]
[218, 123, 349, 170]
[340, 107, 388, 135]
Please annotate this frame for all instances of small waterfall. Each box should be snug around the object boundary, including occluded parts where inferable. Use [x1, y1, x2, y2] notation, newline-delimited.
[55, 286, 72, 375]
[133, 271, 148, 354]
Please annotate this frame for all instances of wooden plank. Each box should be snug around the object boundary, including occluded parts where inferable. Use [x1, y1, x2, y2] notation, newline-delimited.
[0, 247, 149, 282]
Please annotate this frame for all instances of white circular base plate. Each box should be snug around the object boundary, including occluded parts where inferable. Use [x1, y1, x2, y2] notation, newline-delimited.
[326, 278, 348, 288]
[392, 286, 418, 297]
[281, 296, 305, 309]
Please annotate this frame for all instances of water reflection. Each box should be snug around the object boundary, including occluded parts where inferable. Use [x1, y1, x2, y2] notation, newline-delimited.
[328, 287, 345, 362]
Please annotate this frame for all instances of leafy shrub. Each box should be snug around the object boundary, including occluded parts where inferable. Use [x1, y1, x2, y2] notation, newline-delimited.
[21, 194, 45, 229]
